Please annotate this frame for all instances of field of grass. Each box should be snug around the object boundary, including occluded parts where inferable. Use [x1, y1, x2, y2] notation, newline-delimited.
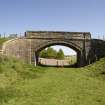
[0, 55, 105, 105]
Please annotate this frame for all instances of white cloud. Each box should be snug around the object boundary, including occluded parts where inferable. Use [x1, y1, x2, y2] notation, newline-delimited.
[51, 45, 77, 55]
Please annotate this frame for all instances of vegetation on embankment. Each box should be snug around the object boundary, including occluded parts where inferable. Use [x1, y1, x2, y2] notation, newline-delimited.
[84, 58, 105, 79]
[0, 38, 9, 49]
[0, 55, 105, 105]
[0, 38, 9, 45]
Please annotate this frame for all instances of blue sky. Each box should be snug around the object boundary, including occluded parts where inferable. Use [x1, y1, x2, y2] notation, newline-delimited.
[0, 0, 105, 55]
[0, 0, 105, 38]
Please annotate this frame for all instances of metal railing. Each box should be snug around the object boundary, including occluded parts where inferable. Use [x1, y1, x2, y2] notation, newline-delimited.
[92, 35, 105, 41]
[0, 33, 25, 39]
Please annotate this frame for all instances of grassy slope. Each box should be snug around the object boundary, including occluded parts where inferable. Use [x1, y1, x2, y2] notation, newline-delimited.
[0, 38, 9, 49]
[0, 38, 9, 44]
[0, 56, 105, 105]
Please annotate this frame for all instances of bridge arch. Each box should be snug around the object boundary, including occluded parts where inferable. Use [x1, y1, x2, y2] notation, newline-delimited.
[32, 40, 83, 67]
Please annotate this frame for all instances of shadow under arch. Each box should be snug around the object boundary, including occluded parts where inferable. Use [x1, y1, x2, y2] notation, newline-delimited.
[34, 40, 82, 67]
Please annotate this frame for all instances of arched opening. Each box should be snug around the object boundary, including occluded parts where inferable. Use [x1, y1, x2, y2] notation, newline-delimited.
[39, 45, 77, 67]
[34, 42, 81, 67]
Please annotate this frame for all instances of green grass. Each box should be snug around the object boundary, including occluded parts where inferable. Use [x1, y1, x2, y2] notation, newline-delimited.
[0, 55, 105, 105]
[0, 38, 9, 49]
[0, 38, 9, 45]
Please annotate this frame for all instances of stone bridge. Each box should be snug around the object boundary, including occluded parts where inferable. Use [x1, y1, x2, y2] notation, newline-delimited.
[1, 31, 105, 67]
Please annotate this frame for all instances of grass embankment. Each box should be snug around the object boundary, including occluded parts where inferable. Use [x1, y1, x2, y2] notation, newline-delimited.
[0, 38, 9, 49]
[0, 38, 9, 45]
[0, 55, 105, 105]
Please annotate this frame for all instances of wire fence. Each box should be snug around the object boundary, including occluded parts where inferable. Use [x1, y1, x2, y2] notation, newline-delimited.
[92, 35, 105, 41]
[0, 33, 25, 39]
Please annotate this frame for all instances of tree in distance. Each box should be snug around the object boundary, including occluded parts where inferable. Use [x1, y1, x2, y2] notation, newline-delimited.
[47, 47, 57, 58]
[40, 47, 65, 59]
[39, 49, 47, 58]
[56, 49, 64, 60]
